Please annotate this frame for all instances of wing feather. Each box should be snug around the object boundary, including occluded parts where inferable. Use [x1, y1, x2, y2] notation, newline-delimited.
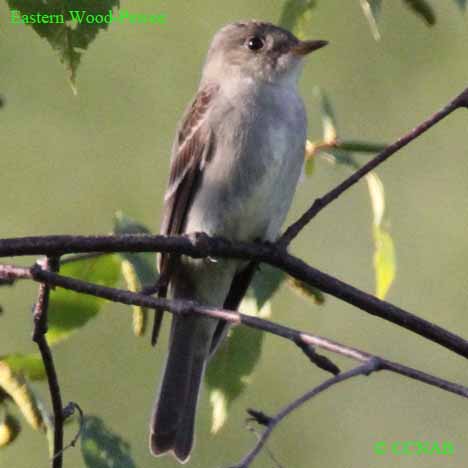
[152, 84, 218, 345]
[158, 84, 219, 282]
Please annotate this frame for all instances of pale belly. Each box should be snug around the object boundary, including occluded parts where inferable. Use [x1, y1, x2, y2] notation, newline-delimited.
[185, 120, 305, 243]
[184, 80, 307, 243]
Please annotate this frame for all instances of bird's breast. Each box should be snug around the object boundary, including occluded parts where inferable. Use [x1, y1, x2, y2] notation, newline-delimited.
[185, 85, 307, 242]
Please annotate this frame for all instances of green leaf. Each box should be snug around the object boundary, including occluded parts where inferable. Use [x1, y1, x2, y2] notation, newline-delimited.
[315, 88, 338, 144]
[305, 157, 315, 177]
[365, 0, 383, 18]
[206, 265, 284, 432]
[338, 141, 387, 153]
[249, 264, 285, 310]
[360, 0, 382, 40]
[366, 172, 396, 299]
[322, 155, 396, 299]
[313, 92, 396, 300]
[81, 415, 137, 468]
[454, 0, 466, 11]
[206, 297, 271, 434]
[113, 212, 157, 286]
[402, 0, 436, 25]
[278, 0, 317, 39]
[6, 0, 121, 92]
[287, 277, 325, 304]
[0, 354, 45, 381]
[47, 254, 120, 345]
[323, 148, 359, 170]
[113, 212, 158, 336]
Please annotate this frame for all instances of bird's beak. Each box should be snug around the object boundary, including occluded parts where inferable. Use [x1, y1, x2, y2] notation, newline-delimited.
[291, 40, 328, 56]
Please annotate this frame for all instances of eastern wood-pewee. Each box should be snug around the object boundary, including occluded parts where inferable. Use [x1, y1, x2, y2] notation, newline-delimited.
[150, 20, 327, 463]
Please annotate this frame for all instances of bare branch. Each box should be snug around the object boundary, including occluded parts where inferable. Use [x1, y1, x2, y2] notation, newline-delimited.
[0, 263, 32, 281]
[228, 359, 382, 468]
[294, 338, 340, 375]
[279, 87, 468, 246]
[1, 86, 467, 467]
[52, 402, 84, 460]
[245, 425, 285, 468]
[1, 232, 467, 360]
[31, 257, 64, 468]
[2, 260, 468, 466]
[0, 263, 460, 400]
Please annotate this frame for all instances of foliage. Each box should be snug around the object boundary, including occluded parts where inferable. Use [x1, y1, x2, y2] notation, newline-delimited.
[1, 0, 466, 465]
[6, 0, 120, 93]
[308, 88, 396, 300]
[113, 211, 158, 336]
[0, 254, 121, 452]
[1, 353, 46, 381]
[278, 0, 316, 39]
[206, 265, 281, 433]
[81, 416, 137, 468]
[46, 254, 121, 344]
[360, 0, 462, 40]
[6, 0, 465, 91]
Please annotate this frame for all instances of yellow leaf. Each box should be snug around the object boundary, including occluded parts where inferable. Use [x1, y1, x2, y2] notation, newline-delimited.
[0, 362, 44, 431]
[373, 225, 396, 300]
[120, 260, 147, 337]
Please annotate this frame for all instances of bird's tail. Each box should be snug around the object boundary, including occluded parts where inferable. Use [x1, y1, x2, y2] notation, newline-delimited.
[149, 314, 217, 463]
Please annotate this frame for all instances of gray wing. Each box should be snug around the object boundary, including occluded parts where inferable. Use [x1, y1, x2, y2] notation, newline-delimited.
[158, 83, 219, 287]
[152, 84, 218, 345]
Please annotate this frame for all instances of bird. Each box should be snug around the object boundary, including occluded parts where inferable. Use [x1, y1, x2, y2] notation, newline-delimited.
[149, 20, 327, 463]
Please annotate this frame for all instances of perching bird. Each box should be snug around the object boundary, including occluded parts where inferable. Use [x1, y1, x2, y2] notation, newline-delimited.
[150, 20, 327, 463]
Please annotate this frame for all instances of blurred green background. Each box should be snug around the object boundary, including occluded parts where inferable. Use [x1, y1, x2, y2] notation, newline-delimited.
[1, 1, 468, 467]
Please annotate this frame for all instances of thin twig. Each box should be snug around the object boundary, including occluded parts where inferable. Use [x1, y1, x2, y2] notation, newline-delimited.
[1, 263, 461, 399]
[60, 252, 105, 265]
[3, 256, 467, 398]
[278, 87, 468, 246]
[0, 85, 466, 468]
[229, 359, 381, 468]
[51, 402, 84, 460]
[1, 232, 467, 360]
[31, 257, 64, 468]
[0, 278, 15, 286]
[0, 263, 32, 281]
[2, 89, 467, 360]
[3, 263, 468, 465]
[245, 425, 285, 468]
[295, 338, 340, 375]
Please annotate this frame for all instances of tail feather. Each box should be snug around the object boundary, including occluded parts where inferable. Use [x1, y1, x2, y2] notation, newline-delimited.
[173, 354, 207, 462]
[150, 314, 217, 462]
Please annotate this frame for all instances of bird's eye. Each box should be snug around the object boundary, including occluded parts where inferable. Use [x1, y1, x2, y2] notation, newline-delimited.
[246, 36, 264, 51]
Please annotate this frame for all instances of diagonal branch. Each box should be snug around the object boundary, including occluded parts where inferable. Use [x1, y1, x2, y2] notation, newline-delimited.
[4, 262, 468, 466]
[1, 233, 467, 359]
[1, 86, 467, 467]
[279, 87, 468, 246]
[2, 263, 466, 399]
[229, 359, 381, 468]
